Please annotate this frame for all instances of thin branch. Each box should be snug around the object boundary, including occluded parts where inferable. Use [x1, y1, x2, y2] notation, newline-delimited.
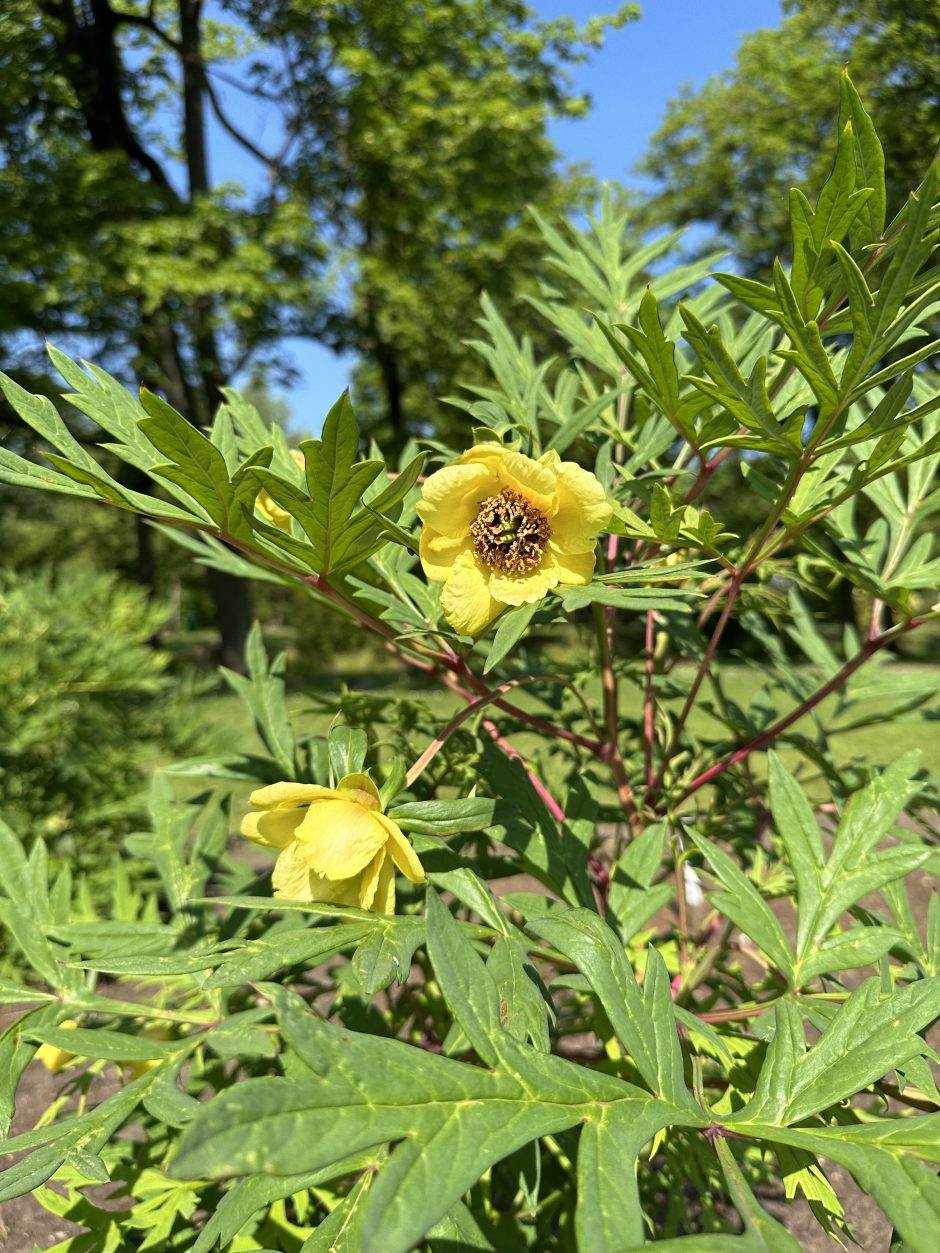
[644, 609, 656, 790]
[406, 676, 550, 788]
[667, 618, 925, 809]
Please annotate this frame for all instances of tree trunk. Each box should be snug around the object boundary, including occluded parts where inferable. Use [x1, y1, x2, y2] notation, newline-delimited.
[175, 0, 253, 671]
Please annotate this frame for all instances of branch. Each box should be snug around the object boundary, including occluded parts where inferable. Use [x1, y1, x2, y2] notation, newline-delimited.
[199, 67, 283, 171]
[667, 618, 925, 810]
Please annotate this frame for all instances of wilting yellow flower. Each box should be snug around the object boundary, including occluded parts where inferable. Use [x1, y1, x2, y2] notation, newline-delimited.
[35, 1019, 79, 1073]
[256, 448, 305, 529]
[417, 443, 611, 635]
[241, 773, 425, 914]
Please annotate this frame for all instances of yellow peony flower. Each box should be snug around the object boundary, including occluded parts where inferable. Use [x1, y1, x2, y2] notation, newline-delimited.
[241, 773, 425, 914]
[417, 443, 611, 635]
[35, 1019, 79, 1073]
[256, 448, 306, 530]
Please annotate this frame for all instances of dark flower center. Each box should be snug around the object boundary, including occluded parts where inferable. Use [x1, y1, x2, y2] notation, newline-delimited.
[469, 488, 550, 575]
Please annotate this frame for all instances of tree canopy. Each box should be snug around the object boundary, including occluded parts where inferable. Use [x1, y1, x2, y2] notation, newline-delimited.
[636, 0, 939, 273]
[0, 0, 635, 445]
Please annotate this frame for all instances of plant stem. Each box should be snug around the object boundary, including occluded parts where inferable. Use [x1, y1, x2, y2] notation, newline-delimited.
[644, 609, 656, 789]
[645, 568, 746, 803]
[669, 618, 924, 809]
[592, 602, 642, 833]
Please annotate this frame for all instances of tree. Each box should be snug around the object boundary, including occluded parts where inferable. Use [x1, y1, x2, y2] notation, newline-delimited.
[236, 0, 636, 450]
[0, 0, 325, 667]
[0, 1, 634, 646]
[636, 0, 939, 274]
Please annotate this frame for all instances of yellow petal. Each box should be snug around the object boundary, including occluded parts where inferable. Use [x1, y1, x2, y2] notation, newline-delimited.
[378, 815, 426, 884]
[440, 551, 502, 635]
[248, 782, 338, 810]
[487, 562, 559, 607]
[550, 461, 611, 550]
[241, 807, 306, 849]
[307, 870, 362, 907]
[493, 449, 556, 513]
[417, 461, 493, 537]
[374, 854, 396, 915]
[419, 527, 473, 582]
[357, 848, 387, 910]
[35, 1020, 79, 1074]
[337, 772, 381, 811]
[256, 490, 292, 529]
[295, 799, 388, 880]
[548, 543, 597, 586]
[272, 841, 315, 901]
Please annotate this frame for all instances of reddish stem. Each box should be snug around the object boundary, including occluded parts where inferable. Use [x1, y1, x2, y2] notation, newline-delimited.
[668, 619, 923, 809]
[644, 609, 656, 789]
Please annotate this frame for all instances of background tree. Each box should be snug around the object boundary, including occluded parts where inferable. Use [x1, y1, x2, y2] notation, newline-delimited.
[0, 0, 632, 657]
[636, 0, 939, 274]
[234, 0, 636, 451]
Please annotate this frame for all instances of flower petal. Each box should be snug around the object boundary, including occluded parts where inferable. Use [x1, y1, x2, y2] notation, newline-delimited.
[494, 449, 556, 513]
[374, 854, 396, 914]
[378, 815, 425, 884]
[295, 799, 388, 880]
[272, 841, 315, 901]
[247, 782, 338, 811]
[357, 849, 387, 910]
[417, 461, 493, 537]
[487, 562, 559, 607]
[241, 807, 306, 849]
[440, 552, 502, 635]
[550, 461, 611, 550]
[547, 543, 597, 586]
[419, 527, 473, 582]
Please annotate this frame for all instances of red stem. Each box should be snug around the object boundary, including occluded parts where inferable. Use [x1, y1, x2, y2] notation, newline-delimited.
[644, 609, 656, 789]
[667, 620, 923, 809]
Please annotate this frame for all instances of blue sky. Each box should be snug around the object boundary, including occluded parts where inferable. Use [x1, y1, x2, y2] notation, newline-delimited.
[219, 0, 783, 428]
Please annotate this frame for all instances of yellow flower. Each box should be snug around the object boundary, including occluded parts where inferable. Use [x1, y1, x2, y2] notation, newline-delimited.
[35, 1019, 79, 1073]
[256, 448, 305, 529]
[417, 443, 611, 635]
[123, 1025, 172, 1079]
[241, 773, 425, 914]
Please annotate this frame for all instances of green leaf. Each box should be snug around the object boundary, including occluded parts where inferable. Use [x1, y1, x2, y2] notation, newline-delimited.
[555, 583, 695, 613]
[575, 1112, 650, 1251]
[169, 981, 683, 1253]
[529, 909, 697, 1109]
[486, 935, 552, 1051]
[691, 833, 794, 981]
[739, 1119, 940, 1253]
[351, 918, 424, 994]
[328, 725, 369, 781]
[0, 1071, 155, 1202]
[483, 601, 542, 673]
[608, 822, 672, 939]
[301, 392, 384, 572]
[139, 388, 233, 527]
[203, 925, 369, 988]
[25, 1026, 185, 1062]
[221, 624, 295, 776]
[387, 797, 503, 836]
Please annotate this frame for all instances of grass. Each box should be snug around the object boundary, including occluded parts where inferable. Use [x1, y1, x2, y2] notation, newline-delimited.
[193, 659, 940, 810]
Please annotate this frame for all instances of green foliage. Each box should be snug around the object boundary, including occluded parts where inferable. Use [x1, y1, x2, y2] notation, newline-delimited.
[0, 567, 208, 865]
[637, 0, 939, 271]
[0, 75, 939, 1250]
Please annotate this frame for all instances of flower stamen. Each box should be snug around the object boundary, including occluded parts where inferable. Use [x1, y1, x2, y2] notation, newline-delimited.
[470, 488, 550, 575]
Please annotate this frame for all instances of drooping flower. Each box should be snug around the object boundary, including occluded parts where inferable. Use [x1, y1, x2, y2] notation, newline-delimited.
[417, 443, 611, 635]
[256, 448, 306, 530]
[241, 773, 425, 913]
